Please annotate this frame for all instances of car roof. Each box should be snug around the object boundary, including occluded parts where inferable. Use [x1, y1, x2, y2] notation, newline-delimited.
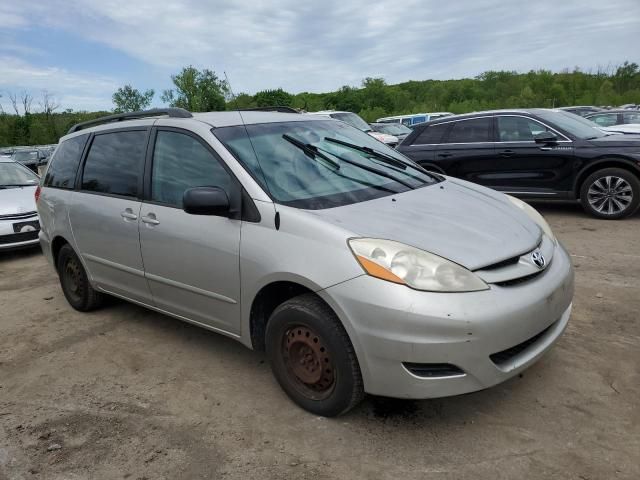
[423, 108, 537, 125]
[193, 111, 320, 128]
[60, 110, 329, 142]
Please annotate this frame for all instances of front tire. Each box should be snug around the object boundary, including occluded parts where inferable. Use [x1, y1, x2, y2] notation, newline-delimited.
[57, 244, 104, 311]
[580, 168, 640, 219]
[265, 294, 364, 417]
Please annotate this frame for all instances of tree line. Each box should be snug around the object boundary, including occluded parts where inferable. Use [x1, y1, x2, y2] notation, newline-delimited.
[1, 62, 638, 147]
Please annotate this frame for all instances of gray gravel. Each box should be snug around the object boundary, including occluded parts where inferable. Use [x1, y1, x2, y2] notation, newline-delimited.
[0, 202, 638, 479]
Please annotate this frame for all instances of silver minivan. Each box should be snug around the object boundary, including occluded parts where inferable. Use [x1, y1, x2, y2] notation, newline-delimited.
[37, 108, 574, 416]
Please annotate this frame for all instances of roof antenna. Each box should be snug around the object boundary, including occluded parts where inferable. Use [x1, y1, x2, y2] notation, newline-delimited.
[224, 71, 280, 230]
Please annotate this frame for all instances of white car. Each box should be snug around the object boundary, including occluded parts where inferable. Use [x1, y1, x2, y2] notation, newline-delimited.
[0, 156, 41, 250]
[309, 111, 399, 147]
[600, 124, 640, 135]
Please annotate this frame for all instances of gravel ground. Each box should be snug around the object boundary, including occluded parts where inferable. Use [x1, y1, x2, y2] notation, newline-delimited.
[0, 202, 638, 480]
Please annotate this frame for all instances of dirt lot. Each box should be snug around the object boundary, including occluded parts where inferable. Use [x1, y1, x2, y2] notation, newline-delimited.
[0, 203, 638, 480]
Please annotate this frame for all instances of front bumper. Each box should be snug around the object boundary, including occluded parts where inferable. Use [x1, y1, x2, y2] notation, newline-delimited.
[320, 242, 574, 399]
[0, 217, 41, 251]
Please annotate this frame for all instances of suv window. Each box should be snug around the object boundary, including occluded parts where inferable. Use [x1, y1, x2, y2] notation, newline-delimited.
[589, 113, 618, 127]
[414, 123, 450, 144]
[446, 118, 492, 143]
[44, 134, 88, 189]
[151, 130, 232, 208]
[623, 112, 640, 124]
[497, 116, 550, 141]
[81, 130, 146, 197]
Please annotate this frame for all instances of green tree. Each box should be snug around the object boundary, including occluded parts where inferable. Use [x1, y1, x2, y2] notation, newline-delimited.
[161, 66, 227, 112]
[253, 88, 294, 107]
[112, 85, 155, 113]
[226, 93, 256, 110]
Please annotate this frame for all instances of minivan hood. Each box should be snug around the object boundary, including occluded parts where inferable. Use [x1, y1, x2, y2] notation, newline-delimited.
[0, 186, 37, 216]
[310, 179, 541, 271]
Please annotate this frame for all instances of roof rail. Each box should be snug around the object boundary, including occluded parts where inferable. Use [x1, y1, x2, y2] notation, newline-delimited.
[67, 108, 193, 134]
[240, 106, 300, 113]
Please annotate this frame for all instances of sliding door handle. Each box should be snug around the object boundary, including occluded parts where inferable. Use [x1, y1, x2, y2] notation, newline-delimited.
[141, 214, 160, 226]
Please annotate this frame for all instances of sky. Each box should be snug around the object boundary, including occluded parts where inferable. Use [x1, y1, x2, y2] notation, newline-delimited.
[0, 0, 638, 113]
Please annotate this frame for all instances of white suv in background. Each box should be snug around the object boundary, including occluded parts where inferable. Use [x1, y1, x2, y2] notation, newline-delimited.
[309, 111, 399, 147]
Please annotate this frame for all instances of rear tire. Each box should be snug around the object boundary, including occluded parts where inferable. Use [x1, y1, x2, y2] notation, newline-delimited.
[579, 167, 640, 219]
[57, 244, 104, 311]
[265, 294, 364, 417]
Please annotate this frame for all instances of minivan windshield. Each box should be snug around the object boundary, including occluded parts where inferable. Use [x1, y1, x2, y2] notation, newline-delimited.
[0, 161, 39, 187]
[214, 120, 438, 209]
[535, 109, 608, 140]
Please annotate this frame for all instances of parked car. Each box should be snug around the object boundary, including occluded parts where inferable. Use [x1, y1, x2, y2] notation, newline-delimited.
[369, 122, 412, 143]
[619, 104, 639, 110]
[0, 156, 41, 250]
[37, 107, 574, 416]
[11, 149, 47, 173]
[558, 106, 604, 117]
[600, 124, 640, 135]
[584, 109, 640, 127]
[376, 112, 453, 127]
[397, 108, 640, 219]
[309, 111, 399, 147]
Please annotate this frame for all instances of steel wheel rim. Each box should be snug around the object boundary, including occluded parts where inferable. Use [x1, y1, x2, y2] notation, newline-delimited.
[282, 325, 336, 400]
[63, 257, 83, 301]
[587, 176, 633, 215]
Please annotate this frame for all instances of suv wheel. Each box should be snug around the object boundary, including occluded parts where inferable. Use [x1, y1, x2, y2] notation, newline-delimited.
[265, 294, 364, 417]
[580, 168, 640, 219]
[57, 244, 104, 311]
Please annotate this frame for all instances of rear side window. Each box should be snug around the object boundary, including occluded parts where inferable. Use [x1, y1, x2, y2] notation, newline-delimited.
[44, 134, 88, 189]
[623, 112, 640, 124]
[81, 130, 147, 197]
[151, 130, 232, 208]
[414, 123, 450, 145]
[446, 118, 492, 143]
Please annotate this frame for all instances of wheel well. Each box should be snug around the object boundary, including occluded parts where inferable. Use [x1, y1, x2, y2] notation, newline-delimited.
[575, 160, 640, 198]
[250, 281, 317, 351]
[51, 236, 70, 271]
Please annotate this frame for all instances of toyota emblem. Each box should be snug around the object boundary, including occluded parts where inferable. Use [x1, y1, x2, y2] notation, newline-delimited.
[531, 250, 546, 269]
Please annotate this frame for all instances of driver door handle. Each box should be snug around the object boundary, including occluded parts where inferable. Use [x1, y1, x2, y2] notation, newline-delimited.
[499, 149, 516, 157]
[438, 152, 452, 158]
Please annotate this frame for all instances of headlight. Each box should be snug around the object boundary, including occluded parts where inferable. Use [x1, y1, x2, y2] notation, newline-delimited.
[348, 238, 488, 292]
[506, 195, 556, 244]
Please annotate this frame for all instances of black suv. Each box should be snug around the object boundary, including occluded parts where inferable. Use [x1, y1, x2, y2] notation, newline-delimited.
[397, 109, 640, 219]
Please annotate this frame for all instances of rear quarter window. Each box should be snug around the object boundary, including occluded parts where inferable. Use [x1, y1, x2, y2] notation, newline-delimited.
[44, 134, 89, 189]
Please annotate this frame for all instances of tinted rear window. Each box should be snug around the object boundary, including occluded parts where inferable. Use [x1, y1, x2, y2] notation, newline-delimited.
[81, 130, 146, 197]
[414, 123, 450, 144]
[446, 118, 492, 143]
[44, 135, 88, 189]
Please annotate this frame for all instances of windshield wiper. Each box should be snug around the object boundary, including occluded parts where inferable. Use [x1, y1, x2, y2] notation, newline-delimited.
[0, 184, 35, 187]
[314, 146, 415, 190]
[324, 137, 408, 169]
[323, 137, 439, 184]
[282, 134, 340, 170]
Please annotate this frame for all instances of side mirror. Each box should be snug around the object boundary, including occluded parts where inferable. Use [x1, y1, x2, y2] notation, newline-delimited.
[534, 131, 558, 144]
[183, 186, 230, 216]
